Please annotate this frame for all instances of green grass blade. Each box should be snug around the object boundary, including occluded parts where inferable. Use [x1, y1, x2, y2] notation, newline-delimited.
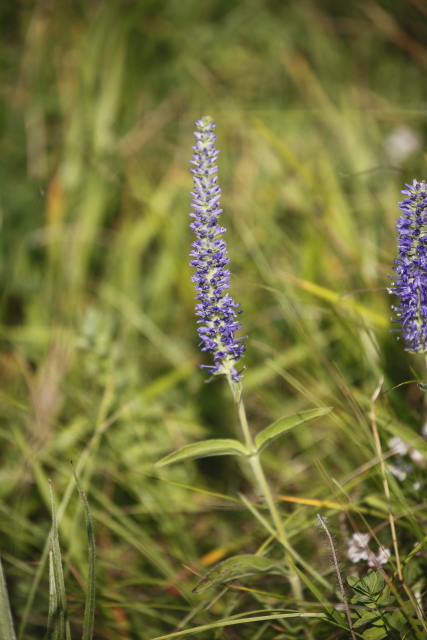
[293, 566, 346, 628]
[193, 554, 284, 594]
[17, 538, 49, 640]
[48, 481, 71, 640]
[0, 552, 16, 640]
[47, 537, 59, 640]
[150, 611, 328, 639]
[71, 463, 96, 640]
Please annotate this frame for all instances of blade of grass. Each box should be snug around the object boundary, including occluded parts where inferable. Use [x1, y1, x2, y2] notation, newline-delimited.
[150, 611, 328, 640]
[0, 552, 16, 640]
[48, 481, 71, 640]
[47, 537, 58, 640]
[17, 539, 49, 640]
[277, 271, 387, 328]
[238, 493, 332, 591]
[71, 463, 96, 640]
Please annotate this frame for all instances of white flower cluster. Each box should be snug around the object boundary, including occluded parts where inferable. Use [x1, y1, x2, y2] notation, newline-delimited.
[387, 436, 425, 486]
[347, 533, 390, 568]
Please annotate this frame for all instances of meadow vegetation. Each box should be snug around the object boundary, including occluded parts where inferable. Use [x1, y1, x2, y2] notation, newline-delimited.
[1, 1, 427, 638]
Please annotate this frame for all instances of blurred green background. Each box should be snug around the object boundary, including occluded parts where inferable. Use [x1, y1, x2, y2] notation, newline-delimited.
[1, 0, 427, 638]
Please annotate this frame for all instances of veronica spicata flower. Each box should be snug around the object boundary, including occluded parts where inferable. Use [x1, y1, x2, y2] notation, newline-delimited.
[389, 179, 427, 351]
[189, 116, 245, 382]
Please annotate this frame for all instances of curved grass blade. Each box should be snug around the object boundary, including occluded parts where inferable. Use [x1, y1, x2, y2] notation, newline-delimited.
[193, 554, 284, 594]
[0, 552, 16, 640]
[150, 612, 328, 639]
[238, 493, 332, 591]
[48, 481, 71, 640]
[71, 463, 96, 640]
[277, 271, 387, 328]
[293, 565, 346, 628]
[156, 439, 247, 467]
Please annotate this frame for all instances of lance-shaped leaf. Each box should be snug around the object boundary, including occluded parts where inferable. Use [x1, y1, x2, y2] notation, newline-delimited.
[156, 439, 247, 467]
[193, 554, 283, 594]
[0, 551, 16, 640]
[72, 464, 96, 640]
[48, 481, 71, 640]
[255, 407, 333, 454]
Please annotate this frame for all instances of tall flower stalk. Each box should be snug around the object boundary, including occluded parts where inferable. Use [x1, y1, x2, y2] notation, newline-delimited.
[389, 179, 427, 351]
[159, 116, 333, 608]
[189, 116, 302, 599]
[387, 179, 427, 634]
[189, 116, 246, 384]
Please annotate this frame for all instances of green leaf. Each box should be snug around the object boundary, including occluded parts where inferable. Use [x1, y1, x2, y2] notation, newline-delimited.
[362, 627, 387, 640]
[347, 575, 360, 588]
[72, 464, 96, 640]
[386, 609, 408, 632]
[254, 407, 333, 453]
[0, 552, 16, 640]
[369, 572, 384, 595]
[352, 596, 376, 605]
[193, 554, 282, 594]
[156, 439, 248, 467]
[353, 611, 381, 628]
[352, 570, 383, 596]
[376, 587, 395, 606]
[48, 482, 71, 640]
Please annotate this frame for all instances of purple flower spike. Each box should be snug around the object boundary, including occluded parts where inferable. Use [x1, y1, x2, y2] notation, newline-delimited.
[189, 116, 245, 381]
[389, 179, 427, 351]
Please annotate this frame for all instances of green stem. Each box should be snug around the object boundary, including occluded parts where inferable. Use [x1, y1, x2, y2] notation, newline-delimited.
[248, 451, 302, 601]
[248, 454, 287, 544]
[237, 397, 254, 450]
[225, 366, 302, 601]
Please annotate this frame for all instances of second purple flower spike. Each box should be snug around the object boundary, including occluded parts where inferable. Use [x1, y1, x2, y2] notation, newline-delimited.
[389, 179, 427, 351]
[189, 116, 245, 382]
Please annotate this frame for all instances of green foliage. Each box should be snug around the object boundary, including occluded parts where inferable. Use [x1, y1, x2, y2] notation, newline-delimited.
[1, 0, 427, 638]
[157, 407, 331, 465]
[48, 482, 71, 640]
[47, 473, 96, 640]
[192, 554, 284, 594]
[254, 407, 333, 453]
[156, 438, 247, 466]
[71, 466, 96, 640]
[0, 553, 16, 640]
[348, 570, 416, 640]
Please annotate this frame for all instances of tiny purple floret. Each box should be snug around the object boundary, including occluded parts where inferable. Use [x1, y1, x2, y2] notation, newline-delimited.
[189, 116, 245, 381]
[389, 179, 427, 351]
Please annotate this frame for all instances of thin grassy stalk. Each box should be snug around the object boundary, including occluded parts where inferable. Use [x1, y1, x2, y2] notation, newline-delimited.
[48, 481, 71, 640]
[71, 463, 97, 640]
[370, 378, 402, 579]
[0, 552, 16, 640]
[47, 537, 58, 640]
[149, 611, 328, 640]
[370, 381, 427, 634]
[17, 540, 49, 640]
[18, 401, 133, 640]
[317, 515, 356, 640]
